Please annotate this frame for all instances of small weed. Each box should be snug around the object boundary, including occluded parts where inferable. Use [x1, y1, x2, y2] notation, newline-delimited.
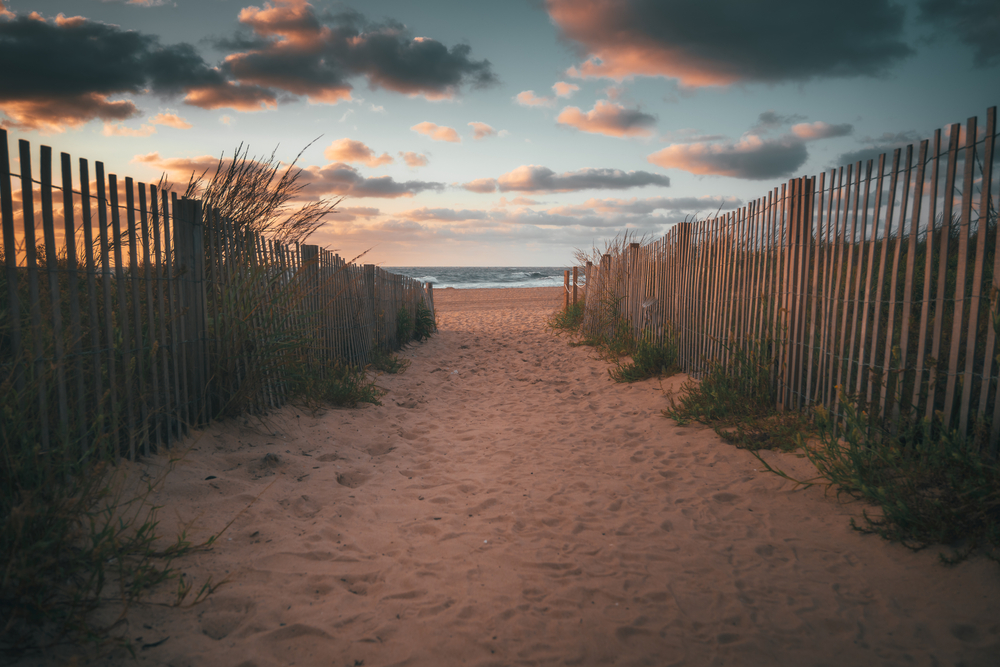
[549, 299, 585, 333]
[802, 391, 1000, 563]
[396, 306, 413, 344]
[610, 327, 679, 383]
[369, 348, 410, 374]
[288, 359, 385, 411]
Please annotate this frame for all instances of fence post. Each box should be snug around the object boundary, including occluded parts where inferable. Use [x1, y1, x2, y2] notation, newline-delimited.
[564, 270, 570, 310]
[301, 245, 320, 366]
[572, 266, 578, 305]
[172, 198, 208, 425]
[364, 264, 378, 349]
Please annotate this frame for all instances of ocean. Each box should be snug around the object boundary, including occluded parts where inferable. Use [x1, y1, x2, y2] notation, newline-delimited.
[384, 267, 573, 290]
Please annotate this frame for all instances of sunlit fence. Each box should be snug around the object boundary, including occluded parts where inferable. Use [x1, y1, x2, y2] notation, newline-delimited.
[0, 130, 434, 462]
[582, 107, 999, 456]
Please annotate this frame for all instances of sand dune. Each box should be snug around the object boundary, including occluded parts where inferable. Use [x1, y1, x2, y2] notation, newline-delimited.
[25, 286, 1000, 666]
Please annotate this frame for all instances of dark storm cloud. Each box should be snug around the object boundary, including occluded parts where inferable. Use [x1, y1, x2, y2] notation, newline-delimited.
[0, 11, 271, 128]
[497, 165, 670, 193]
[222, 3, 497, 101]
[918, 0, 1000, 67]
[547, 0, 913, 85]
[0, 1, 496, 130]
[0, 16, 219, 100]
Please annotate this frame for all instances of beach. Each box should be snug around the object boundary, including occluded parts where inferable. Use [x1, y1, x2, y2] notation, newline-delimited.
[35, 286, 1000, 666]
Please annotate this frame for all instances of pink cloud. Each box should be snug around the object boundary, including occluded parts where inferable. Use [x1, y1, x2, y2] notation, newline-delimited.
[399, 151, 429, 167]
[515, 90, 553, 107]
[462, 177, 498, 193]
[149, 112, 192, 129]
[556, 100, 656, 137]
[102, 122, 157, 137]
[647, 135, 807, 180]
[1, 94, 138, 133]
[468, 122, 497, 140]
[324, 138, 394, 167]
[552, 81, 579, 97]
[411, 121, 461, 142]
[183, 83, 278, 111]
[790, 121, 853, 140]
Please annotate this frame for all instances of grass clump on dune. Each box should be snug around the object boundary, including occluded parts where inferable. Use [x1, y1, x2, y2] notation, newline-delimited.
[664, 334, 808, 452]
[802, 388, 1000, 564]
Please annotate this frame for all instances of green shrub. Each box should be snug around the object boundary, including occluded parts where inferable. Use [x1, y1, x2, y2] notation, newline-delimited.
[804, 390, 1000, 563]
[413, 300, 435, 341]
[549, 299, 585, 332]
[396, 306, 412, 344]
[368, 347, 410, 374]
[610, 327, 679, 383]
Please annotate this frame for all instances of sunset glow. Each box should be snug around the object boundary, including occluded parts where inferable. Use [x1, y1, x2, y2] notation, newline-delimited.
[1, 0, 995, 265]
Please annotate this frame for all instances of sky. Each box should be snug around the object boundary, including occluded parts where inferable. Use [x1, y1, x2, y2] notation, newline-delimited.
[1, 0, 998, 267]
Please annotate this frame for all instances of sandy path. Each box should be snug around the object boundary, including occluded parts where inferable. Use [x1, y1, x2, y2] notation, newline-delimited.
[30, 287, 1000, 666]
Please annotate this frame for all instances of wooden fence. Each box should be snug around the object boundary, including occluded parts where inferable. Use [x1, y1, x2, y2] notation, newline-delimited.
[581, 107, 999, 455]
[0, 130, 435, 462]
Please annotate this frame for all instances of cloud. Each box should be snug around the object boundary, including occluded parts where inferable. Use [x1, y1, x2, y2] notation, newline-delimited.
[552, 81, 579, 97]
[547, 0, 913, 86]
[0, 8, 273, 129]
[0, 2, 495, 131]
[648, 135, 808, 180]
[497, 196, 542, 206]
[148, 112, 192, 129]
[182, 82, 278, 111]
[918, 0, 1000, 67]
[398, 207, 489, 222]
[790, 121, 853, 140]
[497, 165, 670, 192]
[462, 177, 498, 193]
[131, 151, 224, 181]
[103, 122, 157, 137]
[751, 110, 807, 135]
[556, 100, 656, 137]
[566, 195, 742, 215]
[660, 128, 727, 144]
[399, 151, 429, 167]
[411, 121, 461, 142]
[468, 121, 497, 140]
[649, 112, 853, 179]
[1, 94, 138, 133]
[515, 90, 554, 107]
[834, 131, 922, 166]
[299, 162, 444, 198]
[334, 205, 380, 221]
[222, 2, 496, 102]
[132, 151, 442, 199]
[324, 138, 394, 167]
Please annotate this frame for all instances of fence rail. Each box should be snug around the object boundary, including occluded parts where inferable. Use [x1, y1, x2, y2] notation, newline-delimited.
[582, 107, 999, 456]
[0, 130, 434, 462]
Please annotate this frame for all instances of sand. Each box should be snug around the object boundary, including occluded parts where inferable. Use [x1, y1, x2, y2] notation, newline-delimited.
[25, 287, 1000, 666]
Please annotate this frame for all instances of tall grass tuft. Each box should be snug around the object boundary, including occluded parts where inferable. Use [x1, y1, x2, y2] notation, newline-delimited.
[549, 298, 585, 332]
[664, 332, 808, 452]
[413, 299, 436, 342]
[610, 327, 679, 383]
[803, 389, 1000, 564]
[1, 360, 227, 656]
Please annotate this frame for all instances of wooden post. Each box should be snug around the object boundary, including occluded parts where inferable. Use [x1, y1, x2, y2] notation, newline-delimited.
[564, 270, 569, 310]
[572, 266, 578, 305]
